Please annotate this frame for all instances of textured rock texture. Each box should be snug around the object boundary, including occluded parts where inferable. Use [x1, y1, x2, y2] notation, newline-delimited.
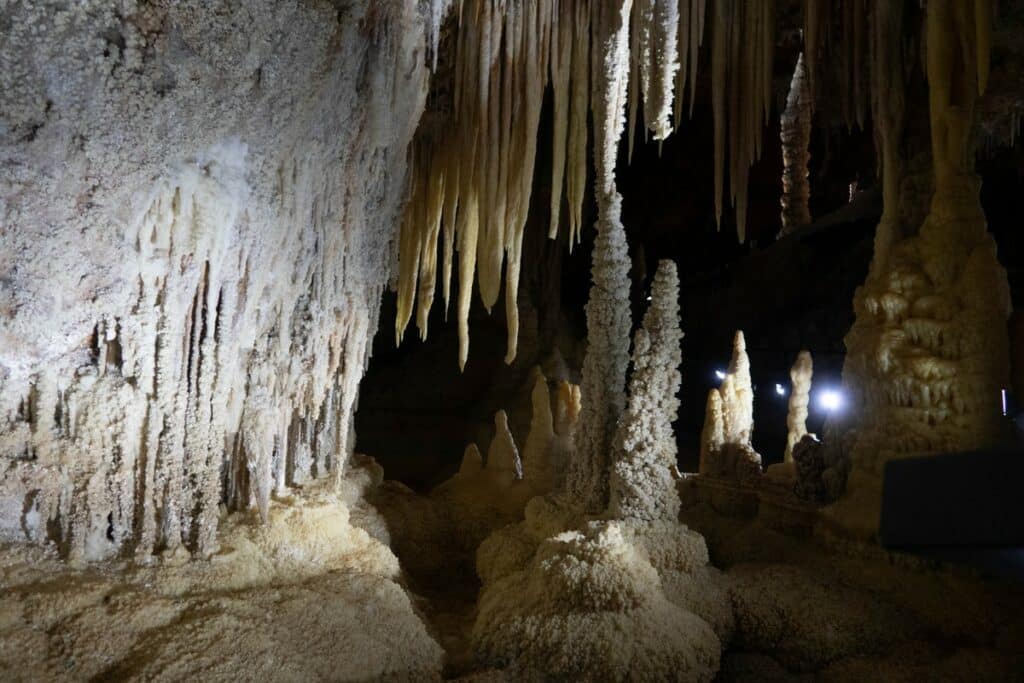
[0, 0, 434, 559]
[834, 0, 1011, 534]
[609, 259, 684, 522]
[0, 462, 444, 681]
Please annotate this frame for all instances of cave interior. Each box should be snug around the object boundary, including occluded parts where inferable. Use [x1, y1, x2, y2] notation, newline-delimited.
[2, 0, 1024, 681]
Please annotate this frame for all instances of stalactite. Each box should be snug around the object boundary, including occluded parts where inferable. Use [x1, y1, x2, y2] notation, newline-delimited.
[673, 0, 706, 125]
[566, 0, 592, 253]
[709, 0, 775, 241]
[397, 0, 591, 367]
[635, 0, 680, 141]
[780, 53, 813, 234]
[867, 0, 906, 273]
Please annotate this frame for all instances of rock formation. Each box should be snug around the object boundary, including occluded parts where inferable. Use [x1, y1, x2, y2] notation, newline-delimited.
[834, 0, 1010, 535]
[609, 260, 684, 521]
[700, 331, 761, 481]
[0, 0, 432, 560]
[785, 351, 814, 463]
[568, 0, 635, 514]
[780, 53, 813, 234]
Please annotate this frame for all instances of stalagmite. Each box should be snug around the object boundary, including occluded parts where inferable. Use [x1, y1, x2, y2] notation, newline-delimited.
[523, 371, 558, 490]
[835, 0, 1010, 536]
[459, 443, 484, 477]
[699, 331, 760, 479]
[486, 410, 523, 487]
[785, 351, 814, 463]
[699, 390, 725, 475]
[609, 261, 684, 522]
[780, 53, 813, 234]
[721, 331, 754, 446]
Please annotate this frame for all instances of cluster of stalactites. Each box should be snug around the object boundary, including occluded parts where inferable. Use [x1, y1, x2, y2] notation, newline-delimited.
[708, 0, 776, 242]
[395, 0, 592, 369]
[398, 0, 785, 370]
[803, 0, 869, 131]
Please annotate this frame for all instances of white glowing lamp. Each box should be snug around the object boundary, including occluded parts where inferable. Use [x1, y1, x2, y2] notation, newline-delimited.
[818, 389, 843, 413]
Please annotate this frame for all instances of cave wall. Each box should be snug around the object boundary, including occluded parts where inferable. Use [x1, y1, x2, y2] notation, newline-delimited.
[0, 0, 437, 560]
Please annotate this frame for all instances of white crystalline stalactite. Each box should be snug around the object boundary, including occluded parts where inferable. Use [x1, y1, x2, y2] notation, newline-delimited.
[397, 0, 592, 367]
[568, 0, 635, 513]
[836, 0, 1009, 535]
[609, 260, 684, 522]
[710, 0, 776, 241]
[784, 351, 814, 463]
[780, 53, 813, 235]
[628, 0, 707, 154]
[634, 0, 680, 142]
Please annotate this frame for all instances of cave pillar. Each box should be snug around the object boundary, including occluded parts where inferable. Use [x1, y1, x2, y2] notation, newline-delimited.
[831, 0, 1010, 537]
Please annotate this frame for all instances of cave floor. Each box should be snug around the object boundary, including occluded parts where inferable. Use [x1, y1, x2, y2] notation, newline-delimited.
[2, 474, 1023, 682]
[680, 498, 1024, 682]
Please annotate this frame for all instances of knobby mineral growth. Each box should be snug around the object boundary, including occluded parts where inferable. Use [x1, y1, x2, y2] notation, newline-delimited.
[609, 260, 685, 522]
[837, 0, 1008, 534]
